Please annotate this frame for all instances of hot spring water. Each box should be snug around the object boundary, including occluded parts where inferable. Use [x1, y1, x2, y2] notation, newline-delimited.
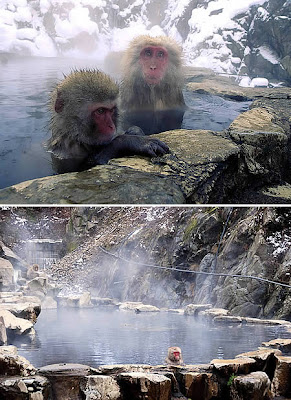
[0, 57, 250, 189]
[16, 307, 285, 368]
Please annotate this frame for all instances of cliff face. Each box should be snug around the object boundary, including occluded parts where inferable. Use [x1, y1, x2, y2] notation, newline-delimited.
[44, 207, 291, 320]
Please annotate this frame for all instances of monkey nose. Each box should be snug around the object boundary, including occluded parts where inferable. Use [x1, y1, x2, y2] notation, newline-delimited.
[150, 66, 157, 70]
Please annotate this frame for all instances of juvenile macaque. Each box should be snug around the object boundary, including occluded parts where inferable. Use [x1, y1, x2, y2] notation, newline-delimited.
[165, 346, 184, 366]
[120, 35, 186, 135]
[47, 69, 169, 173]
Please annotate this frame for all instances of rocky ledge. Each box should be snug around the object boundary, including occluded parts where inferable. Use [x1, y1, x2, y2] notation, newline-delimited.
[1, 338, 291, 400]
[0, 68, 290, 204]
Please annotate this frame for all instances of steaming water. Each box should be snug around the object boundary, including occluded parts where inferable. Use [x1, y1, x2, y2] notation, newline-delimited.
[17, 308, 286, 368]
[0, 56, 250, 189]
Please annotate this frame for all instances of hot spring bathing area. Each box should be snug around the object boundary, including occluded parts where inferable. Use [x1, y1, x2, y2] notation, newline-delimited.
[15, 307, 287, 368]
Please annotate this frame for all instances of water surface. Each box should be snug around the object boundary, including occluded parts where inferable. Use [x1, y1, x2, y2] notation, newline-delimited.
[16, 308, 285, 368]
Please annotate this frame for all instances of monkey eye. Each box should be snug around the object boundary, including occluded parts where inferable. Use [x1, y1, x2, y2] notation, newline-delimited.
[144, 48, 152, 57]
[157, 51, 165, 58]
[95, 107, 105, 114]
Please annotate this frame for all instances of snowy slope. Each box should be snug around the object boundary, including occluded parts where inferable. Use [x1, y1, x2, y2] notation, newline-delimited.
[0, 0, 290, 82]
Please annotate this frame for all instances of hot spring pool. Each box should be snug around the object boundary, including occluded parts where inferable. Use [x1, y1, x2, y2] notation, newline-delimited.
[0, 56, 250, 189]
[16, 308, 286, 368]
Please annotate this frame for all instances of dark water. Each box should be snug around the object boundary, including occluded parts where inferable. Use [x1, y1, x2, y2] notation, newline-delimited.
[0, 56, 249, 189]
[16, 308, 285, 368]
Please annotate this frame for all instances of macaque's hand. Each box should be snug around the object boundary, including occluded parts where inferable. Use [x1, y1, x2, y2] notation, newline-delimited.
[93, 135, 170, 165]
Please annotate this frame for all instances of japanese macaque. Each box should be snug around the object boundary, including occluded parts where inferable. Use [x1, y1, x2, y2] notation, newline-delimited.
[47, 69, 169, 173]
[27, 264, 40, 280]
[120, 35, 186, 135]
[165, 346, 184, 366]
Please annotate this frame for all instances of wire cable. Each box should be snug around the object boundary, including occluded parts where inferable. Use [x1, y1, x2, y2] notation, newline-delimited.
[97, 245, 291, 289]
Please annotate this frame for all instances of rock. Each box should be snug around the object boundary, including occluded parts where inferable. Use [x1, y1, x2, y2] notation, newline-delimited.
[262, 338, 291, 353]
[184, 304, 212, 316]
[213, 315, 243, 323]
[41, 296, 57, 309]
[272, 356, 291, 397]
[0, 316, 7, 345]
[27, 277, 48, 293]
[0, 258, 14, 287]
[230, 371, 272, 400]
[0, 165, 185, 205]
[198, 308, 229, 319]
[236, 348, 281, 380]
[177, 371, 219, 400]
[80, 375, 121, 400]
[0, 345, 36, 376]
[57, 292, 92, 308]
[91, 297, 117, 306]
[210, 358, 257, 376]
[39, 363, 92, 400]
[118, 302, 144, 311]
[0, 375, 50, 400]
[0, 309, 34, 336]
[0, 302, 41, 322]
[118, 372, 171, 400]
[135, 305, 160, 313]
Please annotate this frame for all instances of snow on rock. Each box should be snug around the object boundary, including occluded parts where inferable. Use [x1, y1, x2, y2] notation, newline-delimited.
[250, 77, 269, 87]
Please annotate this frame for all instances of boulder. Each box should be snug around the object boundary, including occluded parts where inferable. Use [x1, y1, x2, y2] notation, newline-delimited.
[184, 304, 212, 316]
[230, 371, 272, 400]
[135, 305, 160, 313]
[41, 296, 57, 309]
[0, 316, 7, 345]
[210, 358, 257, 376]
[118, 372, 171, 400]
[80, 375, 121, 400]
[0, 375, 50, 400]
[0, 309, 34, 335]
[0, 302, 41, 322]
[272, 355, 291, 397]
[57, 292, 92, 308]
[0, 257, 14, 287]
[39, 363, 92, 400]
[177, 371, 218, 400]
[0, 345, 36, 376]
[118, 302, 144, 311]
[198, 308, 229, 319]
[262, 338, 291, 353]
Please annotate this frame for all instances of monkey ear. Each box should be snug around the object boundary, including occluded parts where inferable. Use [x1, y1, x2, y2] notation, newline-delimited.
[55, 91, 65, 113]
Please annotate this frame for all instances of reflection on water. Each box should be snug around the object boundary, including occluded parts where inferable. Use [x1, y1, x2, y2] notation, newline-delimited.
[0, 56, 250, 189]
[182, 90, 250, 131]
[16, 308, 285, 368]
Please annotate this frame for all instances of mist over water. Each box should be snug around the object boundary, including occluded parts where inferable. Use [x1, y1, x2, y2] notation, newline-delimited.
[17, 308, 285, 368]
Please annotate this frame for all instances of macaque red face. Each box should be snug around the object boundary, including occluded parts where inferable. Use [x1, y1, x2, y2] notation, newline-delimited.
[87, 102, 117, 145]
[139, 46, 168, 85]
[173, 350, 181, 361]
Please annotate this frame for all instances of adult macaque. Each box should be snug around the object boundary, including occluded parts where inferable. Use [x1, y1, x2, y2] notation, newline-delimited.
[120, 35, 186, 135]
[165, 346, 184, 366]
[47, 69, 169, 173]
[27, 264, 40, 280]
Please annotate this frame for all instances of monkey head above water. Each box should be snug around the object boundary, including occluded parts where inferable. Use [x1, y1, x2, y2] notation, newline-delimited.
[165, 346, 184, 366]
[47, 68, 169, 173]
[120, 35, 186, 135]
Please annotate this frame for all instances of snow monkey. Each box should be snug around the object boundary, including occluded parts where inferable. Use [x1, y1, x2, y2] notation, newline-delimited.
[120, 35, 186, 135]
[47, 69, 169, 173]
[165, 346, 184, 365]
